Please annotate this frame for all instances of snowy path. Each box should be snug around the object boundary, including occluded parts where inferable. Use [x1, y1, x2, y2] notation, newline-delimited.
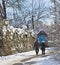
[23, 55, 59, 65]
[0, 47, 57, 65]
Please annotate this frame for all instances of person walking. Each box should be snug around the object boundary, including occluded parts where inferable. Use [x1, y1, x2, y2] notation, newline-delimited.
[37, 30, 48, 55]
[34, 40, 39, 55]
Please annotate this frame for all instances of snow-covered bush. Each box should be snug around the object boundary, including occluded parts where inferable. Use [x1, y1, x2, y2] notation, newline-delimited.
[2, 25, 36, 55]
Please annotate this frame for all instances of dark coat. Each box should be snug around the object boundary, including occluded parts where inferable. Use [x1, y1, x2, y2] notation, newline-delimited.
[40, 43, 46, 50]
[34, 40, 40, 50]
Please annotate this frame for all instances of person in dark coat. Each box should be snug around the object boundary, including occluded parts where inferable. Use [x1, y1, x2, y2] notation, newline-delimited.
[34, 40, 40, 55]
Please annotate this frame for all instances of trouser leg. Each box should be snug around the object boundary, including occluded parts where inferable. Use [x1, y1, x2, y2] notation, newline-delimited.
[42, 49, 45, 54]
[35, 48, 39, 55]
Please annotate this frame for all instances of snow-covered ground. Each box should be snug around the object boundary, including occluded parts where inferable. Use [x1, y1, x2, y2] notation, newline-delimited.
[0, 48, 58, 65]
[24, 55, 59, 65]
[0, 51, 36, 65]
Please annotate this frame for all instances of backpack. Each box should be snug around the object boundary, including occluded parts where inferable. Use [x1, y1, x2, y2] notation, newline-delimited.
[38, 35, 46, 43]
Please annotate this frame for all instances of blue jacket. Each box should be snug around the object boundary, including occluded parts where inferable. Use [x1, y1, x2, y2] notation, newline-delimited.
[38, 35, 46, 43]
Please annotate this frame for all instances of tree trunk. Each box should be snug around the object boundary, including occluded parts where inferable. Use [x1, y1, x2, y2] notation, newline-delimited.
[2, 0, 6, 19]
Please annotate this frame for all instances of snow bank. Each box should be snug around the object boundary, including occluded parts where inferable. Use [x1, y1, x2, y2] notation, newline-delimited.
[3, 25, 36, 37]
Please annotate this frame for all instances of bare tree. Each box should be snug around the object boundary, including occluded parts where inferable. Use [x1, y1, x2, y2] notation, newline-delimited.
[51, 0, 60, 24]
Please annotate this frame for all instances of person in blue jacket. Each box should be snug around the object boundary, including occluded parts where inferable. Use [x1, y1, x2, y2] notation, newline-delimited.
[37, 31, 48, 55]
